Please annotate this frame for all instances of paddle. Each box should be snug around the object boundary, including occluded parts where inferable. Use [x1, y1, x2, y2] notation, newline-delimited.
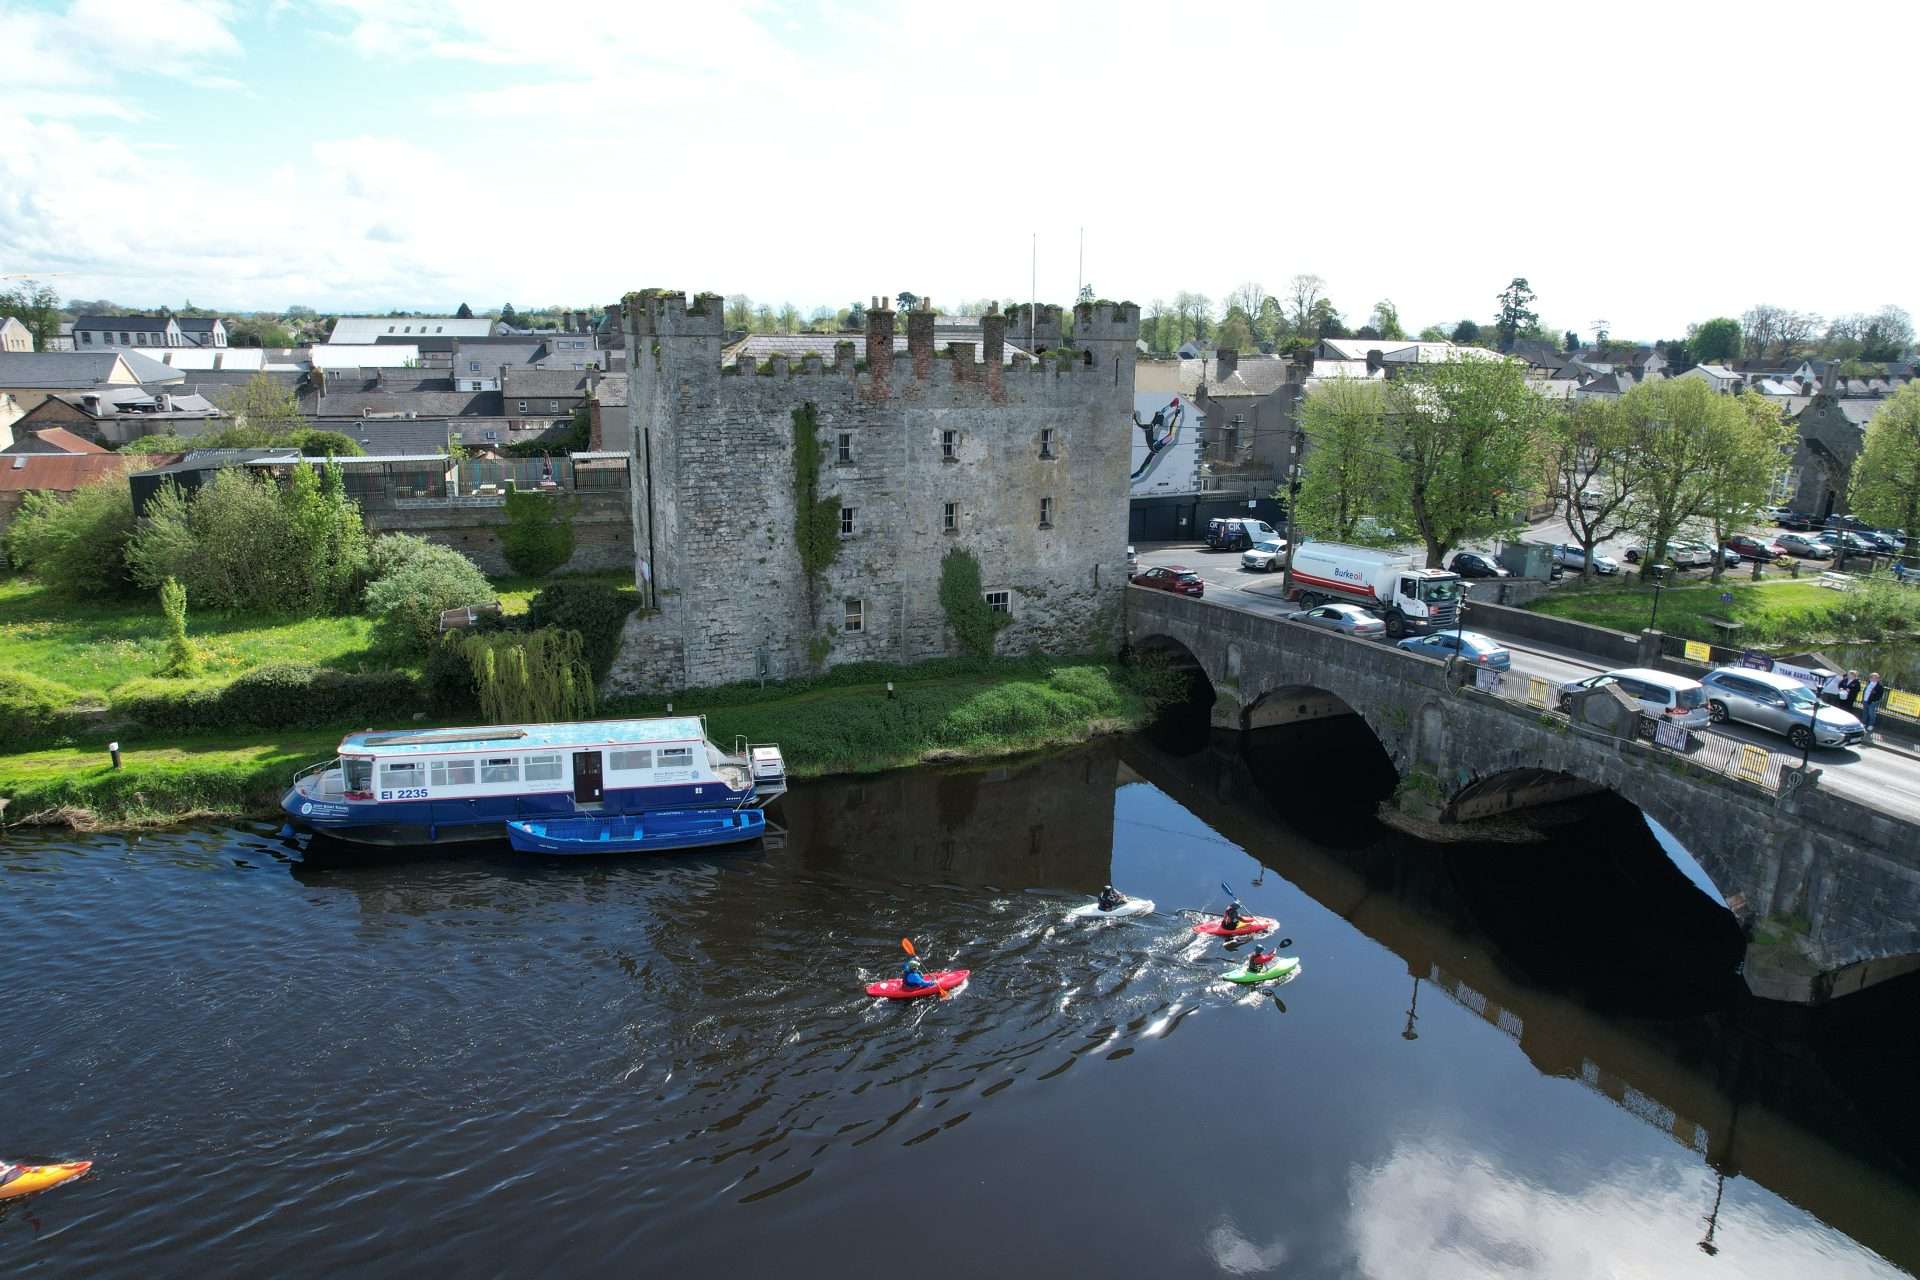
[900, 937, 949, 999]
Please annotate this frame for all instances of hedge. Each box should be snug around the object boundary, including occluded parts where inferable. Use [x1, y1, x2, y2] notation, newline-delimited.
[112, 663, 419, 733]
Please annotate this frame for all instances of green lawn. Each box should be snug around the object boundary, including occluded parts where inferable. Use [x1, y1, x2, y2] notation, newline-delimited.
[1528, 579, 1889, 646]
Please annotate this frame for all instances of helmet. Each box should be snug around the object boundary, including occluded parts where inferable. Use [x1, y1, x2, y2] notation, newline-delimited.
[1104, 884, 1114, 893]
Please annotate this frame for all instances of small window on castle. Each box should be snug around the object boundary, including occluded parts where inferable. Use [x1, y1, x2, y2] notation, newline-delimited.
[840, 507, 855, 536]
[985, 590, 1011, 616]
[517, 400, 528, 413]
[1040, 427, 1056, 458]
[941, 429, 957, 461]
[942, 501, 957, 532]
[1040, 495, 1054, 527]
[844, 598, 864, 633]
[837, 432, 853, 464]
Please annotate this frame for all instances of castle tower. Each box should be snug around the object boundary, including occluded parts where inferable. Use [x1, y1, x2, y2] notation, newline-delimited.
[1072, 300, 1142, 390]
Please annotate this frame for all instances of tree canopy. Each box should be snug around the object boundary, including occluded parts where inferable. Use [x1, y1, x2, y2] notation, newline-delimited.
[1689, 316, 1741, 363]
[1849, 383, 1920, 567]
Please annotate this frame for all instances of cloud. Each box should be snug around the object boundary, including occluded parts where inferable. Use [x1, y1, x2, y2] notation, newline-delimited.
[1, 0, 244, 116]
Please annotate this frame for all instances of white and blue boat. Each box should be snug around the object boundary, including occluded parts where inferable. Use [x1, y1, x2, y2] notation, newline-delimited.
[282, 716, 786, 849]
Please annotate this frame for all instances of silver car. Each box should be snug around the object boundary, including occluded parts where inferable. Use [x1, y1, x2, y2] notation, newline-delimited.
[1776, 533, 1834, 559]
[1240, 539, 1288, 572]
[1287, 603, 1386, 638]
[1698, 668, 1863, 750]
[1556, 667, 1711, 729]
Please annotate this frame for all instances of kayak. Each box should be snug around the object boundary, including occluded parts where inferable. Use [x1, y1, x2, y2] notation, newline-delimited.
[1223, 957, 1301, 985]
[0, 1161, 92, 1202]
[1194, 915, 1277, 938]
[1065, 898, 1155, 920]
[867, 969, 970, 1000]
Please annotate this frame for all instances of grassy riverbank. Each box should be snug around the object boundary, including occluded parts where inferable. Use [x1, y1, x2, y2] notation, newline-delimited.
[0, 655, 1167, 829]
[1528, 577, 1920, 649]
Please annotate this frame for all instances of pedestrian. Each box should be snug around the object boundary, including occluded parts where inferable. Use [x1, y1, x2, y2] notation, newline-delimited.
[1821, 670, 1846, 708]
[1840, 669, 1862, 712]
[1860, 672, 1888, 740]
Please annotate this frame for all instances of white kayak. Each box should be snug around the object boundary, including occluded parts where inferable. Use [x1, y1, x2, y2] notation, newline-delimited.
[1065, 897, 1155, 921]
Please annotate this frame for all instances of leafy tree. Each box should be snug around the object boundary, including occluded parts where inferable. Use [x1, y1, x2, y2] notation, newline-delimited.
[895, 291, 920, 312]
[1255, 296, 1286, 348]
[1690, 316, 1741, 363]
[1227, 282, 1268, 330]
[456, 302, 474, 319]
[119, 434, 196, 454]
[1550, 399, 1641, 580]
[1857, 306, 1913, 363]
[776, 303, 802, 332]
[724, 295, 753, 331]
[1612, 379, 1782, 574]
[1493, 277, 1538, 353]
[1564, 330, 1579, 353]
[1418, 325, 1450, 342]
[1289, 377, 1398, 543]
[1382, 357, 1551, 567]
[461, 628, 594, 724]
[500, 491, 576, 577]
[1369, 299, 1404, 341]
[0, 280, 62, 348]
[528, 580, 634, 680]
[752, 305, 776, 334]
[1285, 274, 1326, 337]
[158, 577, 199, 677]
[1740, 304, 1819, 364]
[363, 536, 495, 653]
[1849, 383, 1920, 568]
[6, 481, 138, 596]
[294, 430, 364, 457]
[225, 317, 294, 348]
[501, 303, 519, 325]
[1217, 306, 1255, 353]
[1697, 394, 1796, 582]
[1308, 298, 1346, 339]
[1450, 319, 1481, 344]
[216, 373, 307, 436]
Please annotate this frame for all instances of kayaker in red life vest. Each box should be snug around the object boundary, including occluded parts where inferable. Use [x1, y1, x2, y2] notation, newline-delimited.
[901, 956, 935, 991]
[1246, 947, 1276, 974]
[1220, 900, 1247, 931]
[1098, 884, 1128, 912]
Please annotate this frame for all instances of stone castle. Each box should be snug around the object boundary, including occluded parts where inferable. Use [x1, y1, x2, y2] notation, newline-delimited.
[604, 290, 1140, 692]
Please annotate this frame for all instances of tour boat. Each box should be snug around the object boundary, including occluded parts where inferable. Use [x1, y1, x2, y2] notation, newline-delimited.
[282, 716, 786, 848]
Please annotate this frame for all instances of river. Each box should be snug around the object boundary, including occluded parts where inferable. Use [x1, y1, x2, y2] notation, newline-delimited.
[4, 729, 1919, 1277]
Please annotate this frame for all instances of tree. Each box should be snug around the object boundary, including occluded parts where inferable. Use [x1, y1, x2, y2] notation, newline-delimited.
[1289, 377, 1398, 543]
[1383, 357, 1552, 567]
[751, 305, 776, 334]
[158, 577, 199, 677]
[1217, 306, 1255, 353]
[1493, 277, 1538, 353]
[895, 291, 920, 312]
[1613, 378, 1781, 573]
[724, 295, 753, 331]
[1227, 282, 1268, 330]
[1696, 393, 1795, 582]
[1550, 399, 1641, 580]
[501, 491, 576, 577]
[1690, 316, 1741, 363]
[456, 302, 474, 319]
[216, 373, 307, 437]
[1418, 325, 1450, 342]
[1563, 330, 1580, 353]
[501, 303, 519, 325]
[6, 481, 137, 596]
[776, 303, 802, 333]
[0, 280, 61, 349]
[1740, 304, 1820, 364]
[226, 317, 294, 348]
[1858, 306, 1913, 363]
[1369, 299, 1405, 341]
[1661, 338, 1696, 374]
[1285, 274, 1326, 337]
[1255, 296, 1286, 348]
[1849, 383, 1920, 568]
[1450, 319, 1481, 344]
[1308, 298, 1346, 340]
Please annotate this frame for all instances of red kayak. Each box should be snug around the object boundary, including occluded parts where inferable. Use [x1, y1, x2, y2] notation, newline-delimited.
[1193, 916, 1277, 938]
[867, 969, 970, 1000]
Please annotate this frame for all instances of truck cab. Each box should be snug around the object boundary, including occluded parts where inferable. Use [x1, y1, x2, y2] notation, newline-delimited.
[1383, 571, 1461, 636]
[1286, 541, 1462, 637]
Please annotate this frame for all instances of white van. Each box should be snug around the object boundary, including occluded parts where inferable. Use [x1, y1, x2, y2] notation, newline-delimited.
[1556, 667, 1711, 729]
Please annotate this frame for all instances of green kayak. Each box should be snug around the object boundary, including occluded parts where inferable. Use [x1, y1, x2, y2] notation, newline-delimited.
[1223, 957, 1301, 985]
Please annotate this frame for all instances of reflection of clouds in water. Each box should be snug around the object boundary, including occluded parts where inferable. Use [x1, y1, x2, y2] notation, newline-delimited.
[1348, 1141, 1903, 1279]
[1207, 1217, 1290, 1275]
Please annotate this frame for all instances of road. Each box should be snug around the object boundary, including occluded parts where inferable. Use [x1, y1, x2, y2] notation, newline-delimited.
[1131, 542, 1920, 823]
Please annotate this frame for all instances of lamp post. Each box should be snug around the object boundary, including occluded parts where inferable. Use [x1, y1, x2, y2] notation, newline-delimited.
[1646, 564, 1670, 630]
[1277, 419, 1303, 598]
[1454, 580, 1472, 674]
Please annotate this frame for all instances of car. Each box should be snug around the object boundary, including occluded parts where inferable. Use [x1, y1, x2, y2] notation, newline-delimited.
[1765, 505, 1796, 523]
[1817, 530, 1877, 556]
[1557, 667, 1711, 730]
[1775, 510, 1819, 531]
[1856, 529, 1901, 554]
[1549, 543, 1620, 574]
[1352, 516, 1398, 541]
[1131, 565, 1204, 597]
[1824, 514, 1873, 533]
[1125, 545, 1137, 570]
[1205, 517, 1279, 552]
[1240, 539, 1289, 572]
[1699, 668, 1864, 750]
[1447, 550, 1510, 579]
[1575, 488, 1606, 510]
[1286, 603, 1386, 638]
[1725, 534, 1787, 562]
[1775, 532, 1834, 559]
[1396, 630, 1511, 670]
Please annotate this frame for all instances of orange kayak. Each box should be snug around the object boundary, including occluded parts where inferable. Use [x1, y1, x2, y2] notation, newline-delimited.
[0, 1161, 92, 1201]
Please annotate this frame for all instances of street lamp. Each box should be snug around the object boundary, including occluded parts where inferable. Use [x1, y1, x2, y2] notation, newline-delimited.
[1277, 419, 1303, 597]
[1454, 580, 1473, 674]
[1646, 564, 1670, 630]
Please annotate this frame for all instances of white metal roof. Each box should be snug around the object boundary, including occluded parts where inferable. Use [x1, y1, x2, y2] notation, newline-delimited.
[310, 344, 422, 370]
[327, 317, 494, 344]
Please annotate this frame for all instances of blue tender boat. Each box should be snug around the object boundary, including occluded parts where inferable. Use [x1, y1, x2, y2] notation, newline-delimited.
[505, 808, 767, 855]
[281, 715, 786, 848]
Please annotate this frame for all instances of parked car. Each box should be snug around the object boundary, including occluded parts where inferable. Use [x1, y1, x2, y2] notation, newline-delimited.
[1856, 529, 1902, 553]
[1775, 532, 1834, 559]
[1131, 565, 1205, 597]
[1625, 540, 1719, 568]
[1205, 517, 1279, 552]
[1824, 514, 1873, 533]
[1240, 539, 1289, 572]
[1286, 603, 1386, 638]
[1549, 543, 1620, 574]
[1557, 667, 1711, 730]
[1447, 550, 1510, 579]
[1774, 510, 1819, 531]
[1765, 505, 1796, 523]
[1126, 545, 1137, 570]
[1396, 630, 1511, 669]
[1817, 530, 1878, 556]
[1575, 488, 1606, 510]
[1724, 533, 1787, 562]
[1698, 668, 1864, 750]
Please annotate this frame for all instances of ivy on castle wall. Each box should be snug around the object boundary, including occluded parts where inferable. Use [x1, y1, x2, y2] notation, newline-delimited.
[791, 402, 840, 621]
[939, 546, 1011, 662]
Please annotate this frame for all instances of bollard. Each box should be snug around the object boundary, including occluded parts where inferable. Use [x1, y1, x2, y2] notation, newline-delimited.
[886, 682, 896, 699]
[108, 741, 122, 769]
[666, 702, 672, 714]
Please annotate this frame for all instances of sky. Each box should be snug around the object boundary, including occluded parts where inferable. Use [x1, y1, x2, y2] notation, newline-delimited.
[2, 0, 1915, 340]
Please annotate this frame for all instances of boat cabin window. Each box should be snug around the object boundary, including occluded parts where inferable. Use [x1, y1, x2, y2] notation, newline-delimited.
[344, 758, 373, 793]
[609, 749, 652, 771]
[380, 761, 421, 789]
[524, 753, 563, 782]
[430, 758, 476, 787]
[658, 746, 693, 767]
[481, 757, 520, 785]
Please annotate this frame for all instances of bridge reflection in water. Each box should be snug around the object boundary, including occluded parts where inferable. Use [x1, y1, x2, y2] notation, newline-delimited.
[1126, 728, 1920, 1274]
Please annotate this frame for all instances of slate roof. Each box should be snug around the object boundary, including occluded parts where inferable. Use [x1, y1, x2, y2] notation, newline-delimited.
[593, 372, 628, 408]
[175, 317, 221, 333]
[1195, 355, 1296, 397]
[338, 419, 456, 455]
[310, 387, 504, 418]
[33, 387, 221, 419]
[73, 314, 173, 333]
[501, 369, 594, 397]
[0, 352, 148, 388]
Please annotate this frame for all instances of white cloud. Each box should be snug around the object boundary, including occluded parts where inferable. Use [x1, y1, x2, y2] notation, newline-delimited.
[0, 0, 243, 115]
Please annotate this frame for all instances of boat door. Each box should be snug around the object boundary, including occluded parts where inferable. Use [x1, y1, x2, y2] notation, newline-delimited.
[572, 750, 604, 804]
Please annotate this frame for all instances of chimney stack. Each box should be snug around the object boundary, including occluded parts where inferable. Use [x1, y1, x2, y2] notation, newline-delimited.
[864, 295, 895, 385]
[1365, 348, 1384, 374]
[907, 299, 935, 379]
[982, 304, 1005, 395]
[1215, 348, 1240, 382]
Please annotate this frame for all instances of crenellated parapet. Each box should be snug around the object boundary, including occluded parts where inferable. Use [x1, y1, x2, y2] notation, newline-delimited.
[623, 289, 725, 341]
[1073, 299, 1142, 341]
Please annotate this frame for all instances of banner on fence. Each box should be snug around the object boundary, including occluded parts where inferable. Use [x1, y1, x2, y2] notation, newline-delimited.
[1732, 745, 1772, 785]
[1772, 661, 1834, 690]
[1653, 720, 1689, 750]
[1683, 640, 1712, 662]
[1890, 688, 1920, 718]
[1739, 650, 1773, 670]
[1475, 667, 1501, 692]
[1527, 677, 1553, 709]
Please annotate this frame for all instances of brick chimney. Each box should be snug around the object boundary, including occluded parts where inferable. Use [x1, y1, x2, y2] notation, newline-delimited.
[907, 298, 935, 379]
[864, 295, 895, 384]
[982, 304, 1005, 395]
[1215, 348, 1240, 382]
[1365, 348, 1384, 374]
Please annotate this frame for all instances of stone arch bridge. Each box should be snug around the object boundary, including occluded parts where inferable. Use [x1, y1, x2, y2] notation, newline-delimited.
[1126, 585, 1920, 1004]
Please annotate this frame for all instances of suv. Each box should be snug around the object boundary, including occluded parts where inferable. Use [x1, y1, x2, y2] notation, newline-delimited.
[1557, 667, 1711, 730]
[1240, 539, 1289, 572]
[1699, 668, 1864, 750]
[1549, 543, 1620, 574]
[1205, 517, 1279, 552]
[1447, 550, 1510, 579]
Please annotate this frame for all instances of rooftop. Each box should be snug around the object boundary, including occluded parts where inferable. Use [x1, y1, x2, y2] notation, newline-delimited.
[338, 716, 708, 756]
[0, 452, 179, 491]
[327, 317, 495, 345]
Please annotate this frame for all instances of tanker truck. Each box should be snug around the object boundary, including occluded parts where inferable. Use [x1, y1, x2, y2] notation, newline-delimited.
[1285, 542, 1463, 637]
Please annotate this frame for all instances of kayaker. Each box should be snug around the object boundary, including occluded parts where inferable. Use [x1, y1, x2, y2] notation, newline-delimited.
[1246, 947, 1276, 974]
[1098, 884, 1128, 912]
[0, 1161, 16, 1188]
[901, 956, 935, 991]
[1220, 900, 1247, 931]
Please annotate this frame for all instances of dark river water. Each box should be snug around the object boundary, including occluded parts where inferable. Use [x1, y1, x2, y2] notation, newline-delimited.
[6, 725, 1920, 1277]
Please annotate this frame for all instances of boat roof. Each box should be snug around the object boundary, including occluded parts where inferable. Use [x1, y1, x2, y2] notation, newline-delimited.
[339, 716, 708, 756]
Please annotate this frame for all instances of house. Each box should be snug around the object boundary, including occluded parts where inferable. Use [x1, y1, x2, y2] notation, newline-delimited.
[588, 372, 629, 452]
[1175, 339, 1209, 360]
[174, 316, 229, 348]
[1316, 337, 1501, 365]
[0, 351, 183, 412]
[1571, 371, 1635, 400]
[500, 368, 596, 427]
[327, 316, 493, 344]
[1675, 363, 1743, 394]
[2, 426, 111, 455]
[0, 452, 180, 534]
[10, 386, 225, 446]
[71, 314, 227, 350]
[1193, 350, 1307, 497]
[0, 317, 33, 352]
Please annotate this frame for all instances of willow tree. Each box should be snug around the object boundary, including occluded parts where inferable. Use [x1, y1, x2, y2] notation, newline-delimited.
[1288, 377, 1398, 543]
[1849, 382, 1920, 569]
[462, 628, 594, 724]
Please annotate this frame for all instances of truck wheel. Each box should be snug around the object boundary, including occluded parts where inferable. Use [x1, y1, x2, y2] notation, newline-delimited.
[1385, 614, 1406, 638]
[1298, 592, 1321, 608]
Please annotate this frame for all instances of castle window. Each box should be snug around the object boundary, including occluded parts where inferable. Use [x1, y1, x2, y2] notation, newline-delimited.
[1040, 495, 1054, 528]
[941, 429, 957, 461]
[844, 598, 864, 633]
[942, 501, 957, 532]
[840, 506, 855, 536]
[517, 400, 528, 413]
[1040, 427, 1056, 458]
[837, 432, 853, 464]
[985, 590, 1011, 616]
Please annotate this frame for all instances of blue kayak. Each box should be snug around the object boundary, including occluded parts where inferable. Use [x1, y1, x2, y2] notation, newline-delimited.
[506, 808, 766, 855]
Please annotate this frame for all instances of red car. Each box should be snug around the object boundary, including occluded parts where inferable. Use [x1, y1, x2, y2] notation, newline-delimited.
[1131, 565, 1205, 597]
[1725, 533, 1788, 562]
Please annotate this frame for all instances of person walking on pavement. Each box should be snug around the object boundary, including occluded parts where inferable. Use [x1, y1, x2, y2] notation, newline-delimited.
[1860, 673, 1888, 741]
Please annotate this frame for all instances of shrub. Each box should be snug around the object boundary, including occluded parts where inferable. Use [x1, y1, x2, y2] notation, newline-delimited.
[0, 670, 85, 743]
[527, 579, 633, 679]
[111, 664, 419, 733]
[363, 538, 495, 654]
[288, 430, 364, 457]
[6, 481, 138, 596]
[461, 628, 594, 724]
[424, 632, 480, 715]
[158, 577, 199, 676]
[366, 531, 435, 583]
[500, 491, 576, 577]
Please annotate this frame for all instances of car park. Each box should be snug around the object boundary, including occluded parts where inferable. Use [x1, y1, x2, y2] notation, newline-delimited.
[1549, 543, 1620, 574]
[1447, 550, 1510, 579]
[1396, 630, 1511, 669]
[1286, 603, 1386, 638]
[1556, 667, 1711, 729]
[1776, 533, 1834, 559]
[1205, 517, 1280, 552]
[1724, 534, 1787, 562]
[1131, 565, 1205, 597]
[1698, 668, 1864, 750]
[1240, 539, 1289, 572]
